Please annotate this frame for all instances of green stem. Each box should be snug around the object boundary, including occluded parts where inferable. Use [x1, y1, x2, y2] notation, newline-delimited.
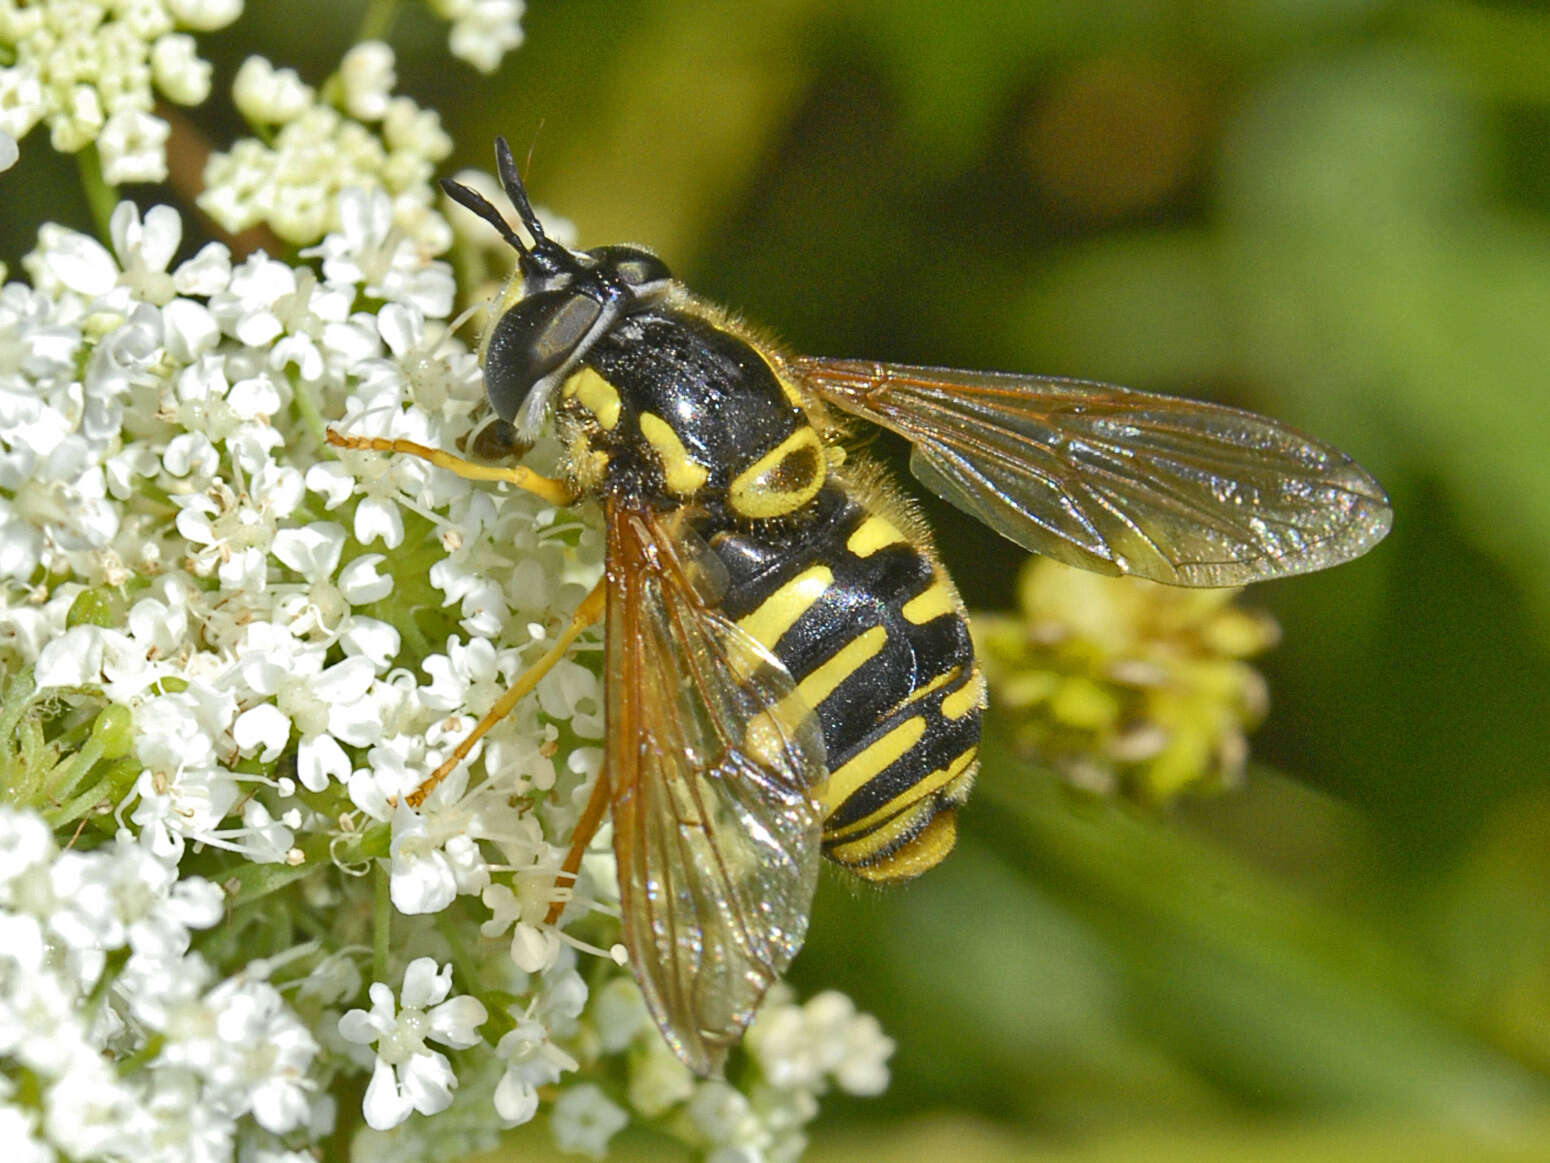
[47, 772, 114, 827]
[357, 0, 400, 42]
[76, 145, 117, 244]
[41, 736, 105, 808]
[373, 860, 391, 984]
[291, 376, 329, 448]
[434, 910, 484, 995]
[47, 755, 140, 828]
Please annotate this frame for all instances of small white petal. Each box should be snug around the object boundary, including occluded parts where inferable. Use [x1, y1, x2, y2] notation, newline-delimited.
[233, 703, 292, 762]
[165, 0, 244, 31]
[36, 626, 115, 688]
[428, 995, 487, 1048]
[297, 733, 350, 792]
[329, 695, 388, 747]
[161, 298, 220, 360]
[377, 303, 418, 354]
[136, 205, 184, 273]
[400, 957, 449, 1009]
[251, 1073, 311, 1133]
[494, 1072, 539, 1125]
[391, 839, 456, 916]
[226, 375, 283, 419]
[313, 655, 375, 703]
[232, 56, 314, 123]
[339, 617, 400, 669]
[361, 1058, 413, 1130]
[354, 497, 404, 548]
[339, 554, 393, 603]
[306, 462, 357, 507]
[39, 228, 118, 296]
[151, 33, 213, 105]
[338, 1008, 384, 1045]
[172, 241, 232, 296]
[321, 318, 381, 364]
[398, 1049, 456, 1116]
[510, 923, 561, 974]
[272, 522, 346, 581]
[271, 334, 324, 381]
[340, 41, 396, 121]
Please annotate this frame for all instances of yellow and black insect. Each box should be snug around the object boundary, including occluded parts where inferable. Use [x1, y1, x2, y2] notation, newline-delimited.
[328, 138, 1391, 1075]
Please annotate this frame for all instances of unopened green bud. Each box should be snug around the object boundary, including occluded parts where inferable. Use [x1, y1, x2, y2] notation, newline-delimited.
[90, 703, 134, 760]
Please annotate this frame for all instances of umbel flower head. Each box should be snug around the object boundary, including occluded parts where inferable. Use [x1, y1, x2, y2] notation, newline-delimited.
[977, 557, 1280, 803]
[0, 8, 893, 1160]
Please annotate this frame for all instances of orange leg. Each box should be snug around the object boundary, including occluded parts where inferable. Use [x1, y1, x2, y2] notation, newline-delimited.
[331, 427, 611, 919]
[406, 579, 606, 807]
[325, 429, 576, 506]
[543, 766, 612, 926]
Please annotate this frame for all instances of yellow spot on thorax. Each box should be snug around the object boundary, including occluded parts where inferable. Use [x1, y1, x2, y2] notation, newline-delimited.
[727, 425, 826, 519]
[562, 367, 622, 430]
[565, 428, 610, 493]
[760, 351, 804, 407]
[637, 411, 709, 495]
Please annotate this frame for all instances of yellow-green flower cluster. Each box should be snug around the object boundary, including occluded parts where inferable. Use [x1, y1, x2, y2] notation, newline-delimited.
[200, 44, 454, 249]
[0, 0, 237, 182]
[977, 557, 1279, 803]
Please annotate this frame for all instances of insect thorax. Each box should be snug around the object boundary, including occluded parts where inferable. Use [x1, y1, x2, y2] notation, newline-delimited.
[553, 309, 826, 519]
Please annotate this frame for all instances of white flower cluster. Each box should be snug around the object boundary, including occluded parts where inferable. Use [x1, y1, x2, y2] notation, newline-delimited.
[0, 187, 592, 1153]
[427, 0, 526, 74]
[0, 0, 240, 183]
[201, 43, 455, 249]
[0, 180, 894, 1158]
[574, 981, 895, 1163]
[0, 805, 316, 1161]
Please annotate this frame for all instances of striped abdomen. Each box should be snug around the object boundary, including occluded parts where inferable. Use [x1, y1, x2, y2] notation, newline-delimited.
[701, 483, 984, 881]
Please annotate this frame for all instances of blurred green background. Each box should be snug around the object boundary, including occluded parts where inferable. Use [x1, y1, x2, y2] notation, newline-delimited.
[10, 0, 1550, 1158]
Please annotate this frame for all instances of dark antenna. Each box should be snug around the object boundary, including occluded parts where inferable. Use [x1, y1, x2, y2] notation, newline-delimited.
[439, 176, 528, 254]
[494, 135, 549, 246]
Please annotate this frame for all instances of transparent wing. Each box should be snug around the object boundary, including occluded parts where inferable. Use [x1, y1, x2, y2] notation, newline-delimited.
[795, 357, 1393, 586]
[603, 500, 827, 1077]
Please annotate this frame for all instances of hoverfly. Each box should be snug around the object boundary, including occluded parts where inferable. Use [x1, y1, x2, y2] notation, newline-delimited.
[327, 138, 1391, 1076]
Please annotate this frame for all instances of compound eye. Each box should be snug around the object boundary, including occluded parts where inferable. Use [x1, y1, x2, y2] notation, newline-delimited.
[587, 245, 672, 286]
[482, 290, 602, 422]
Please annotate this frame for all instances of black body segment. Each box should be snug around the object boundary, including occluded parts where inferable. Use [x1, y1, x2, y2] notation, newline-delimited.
[697, 483, 983, 879]
[555, 301, 984, 881]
